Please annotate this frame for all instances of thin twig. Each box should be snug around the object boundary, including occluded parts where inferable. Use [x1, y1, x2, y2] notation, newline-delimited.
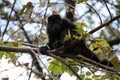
[85, 2, 102, 24]
[2, 0, 17, 39]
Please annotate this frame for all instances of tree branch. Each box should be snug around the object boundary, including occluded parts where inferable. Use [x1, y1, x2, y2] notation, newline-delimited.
[0, 46, 37, 53]
[89, 14, 120, 34]
[108, 39, 120, 46]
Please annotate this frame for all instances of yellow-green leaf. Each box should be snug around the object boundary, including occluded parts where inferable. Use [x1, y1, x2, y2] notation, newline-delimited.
[77, 0, 88, 3]
[6, 42, 14, 47]
[5, 52, 10, 59]
[95, 48, 105, 60]
[64, 29, 71, 40]
[0, 41, 4, 45]
[111, 57, 120, 72]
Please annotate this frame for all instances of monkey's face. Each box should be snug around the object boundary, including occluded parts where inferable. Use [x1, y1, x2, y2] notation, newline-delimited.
[48, 23, 62, 34]
[47, 17, 63, 34]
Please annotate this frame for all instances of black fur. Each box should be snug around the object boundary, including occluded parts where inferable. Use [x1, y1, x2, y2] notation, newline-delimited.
[40, 15, 113, 67]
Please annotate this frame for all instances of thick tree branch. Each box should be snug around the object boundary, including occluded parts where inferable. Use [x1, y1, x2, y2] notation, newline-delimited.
[0, 45, 37, 53]
[0, 44, 120, 76]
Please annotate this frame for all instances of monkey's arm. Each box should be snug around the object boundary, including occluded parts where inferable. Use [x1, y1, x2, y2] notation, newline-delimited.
[39, 34, 54, 54]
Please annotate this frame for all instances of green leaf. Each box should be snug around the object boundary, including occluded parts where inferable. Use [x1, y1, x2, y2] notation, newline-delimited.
[6, 42, 14, 47]
[92, 75, 101, 79]
[4, 52, 17, 65]
[47, 58, 52, 61]
[95, 48, 105, 60]
[89, 38, 112, 60]
[89, 44, 94, 51]
[18, 4, 27, 15]
[52, 65, 63, 75]
[48, 64, 55, 71]
[61, 63, 68, 72]
[15, 42, 22, 47]
[0, 41, 4, 45]
[85, 78, 92, 80]
[0, 51, 5, 58]
[48, 63, 63, 75]
[75, 21, 88, 35]
[72, 66, 79, 73]
[5, 52, 10, 59]
[80, 74, 85, 79]
[10, 53, 17, 65]
[95, 39, 111, 47]
[48, 60, 62, 75]
[86, 71, 91, 76]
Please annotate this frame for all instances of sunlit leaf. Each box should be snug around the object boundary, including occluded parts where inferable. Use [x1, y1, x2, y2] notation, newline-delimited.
[52, 65, 63, 75]
[48, 64, 55, 71]
[64, 29, 71, 40]
[89, 38, 112, 60]
[48, 62, 63, 75]
[5, 52, 10, 59]
[61, 63, 68, 72]
[17, 42, 22, 47]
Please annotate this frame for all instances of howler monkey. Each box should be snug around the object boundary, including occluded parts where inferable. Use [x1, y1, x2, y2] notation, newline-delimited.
[40, 14, 113, 67]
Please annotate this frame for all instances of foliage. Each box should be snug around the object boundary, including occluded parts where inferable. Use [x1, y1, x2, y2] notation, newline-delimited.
[0, 0, 120, 80]
[18, 2, 33, 22]
[0, 41, 22, 65]
[48, 58, 79, 76]
[64, 29, 72, 40]
[89, 38, 112, 60]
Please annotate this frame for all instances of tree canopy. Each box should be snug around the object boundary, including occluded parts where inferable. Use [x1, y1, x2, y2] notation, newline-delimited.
[0, 0, 120, 80]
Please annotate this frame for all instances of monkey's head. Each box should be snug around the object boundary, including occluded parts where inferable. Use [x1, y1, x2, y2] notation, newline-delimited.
[47, 15, 63, 34]
[48, 15, 61, 22]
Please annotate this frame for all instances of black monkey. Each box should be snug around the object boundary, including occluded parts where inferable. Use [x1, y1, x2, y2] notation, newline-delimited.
[40, 15, 113, 67]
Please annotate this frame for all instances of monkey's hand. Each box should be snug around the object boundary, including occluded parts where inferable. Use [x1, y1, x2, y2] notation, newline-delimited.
[53, 41, 63, 49]
[39, 46, 49, 54]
